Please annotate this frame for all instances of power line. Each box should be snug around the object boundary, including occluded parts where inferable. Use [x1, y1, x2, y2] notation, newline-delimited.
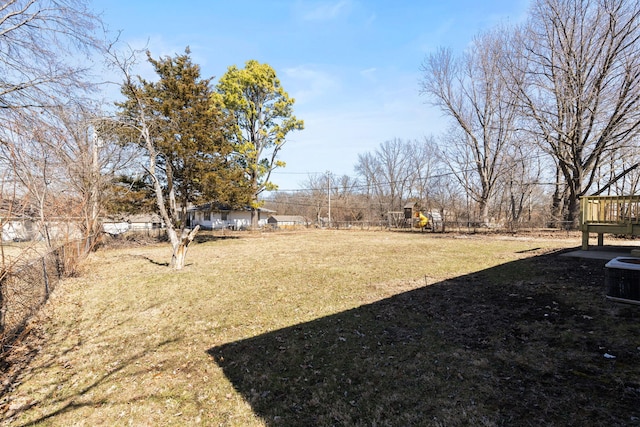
[266, 148, 636, 196]
[267, 167, 473, 194]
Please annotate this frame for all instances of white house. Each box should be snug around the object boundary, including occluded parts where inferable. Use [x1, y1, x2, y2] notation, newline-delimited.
[0, 200, 36, 241]
[188, 203, 276, 230]
[129, 214, 163, 231]
[102, 214, 163, 235]
[1, 218, 35, 241]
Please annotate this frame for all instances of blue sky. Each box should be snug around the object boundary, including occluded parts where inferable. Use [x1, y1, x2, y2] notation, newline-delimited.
[93, 0, 531, 191]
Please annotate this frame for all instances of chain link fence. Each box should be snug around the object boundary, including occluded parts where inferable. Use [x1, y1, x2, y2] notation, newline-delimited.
[0, 238, 90, 352]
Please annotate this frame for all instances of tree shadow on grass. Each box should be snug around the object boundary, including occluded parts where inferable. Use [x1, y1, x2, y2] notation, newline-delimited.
[135, 255, 170, 267]
[8, 337, 181, 426]
[1, 298, 182, 425]
[208, 251, 640, 426]
[194, 234, 240, 244]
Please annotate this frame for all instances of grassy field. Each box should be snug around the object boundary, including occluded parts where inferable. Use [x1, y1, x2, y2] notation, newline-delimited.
[0, 241, 50, 265]
[1, 229, 639, 426]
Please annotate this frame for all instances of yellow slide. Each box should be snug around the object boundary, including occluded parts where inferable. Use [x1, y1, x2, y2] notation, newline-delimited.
[415, 212, 429, 228]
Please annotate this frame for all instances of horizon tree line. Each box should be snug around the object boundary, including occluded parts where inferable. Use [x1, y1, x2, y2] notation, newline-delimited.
[2, 0, 640, 268]
[268, 0, 640, 229]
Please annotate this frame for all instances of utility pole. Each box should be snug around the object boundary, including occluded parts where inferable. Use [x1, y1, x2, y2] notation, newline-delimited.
[327, 171, 331, 228]
[87, 127, 102, 252]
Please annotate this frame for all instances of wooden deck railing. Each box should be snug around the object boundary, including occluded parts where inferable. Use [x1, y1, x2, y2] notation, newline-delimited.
[581, 195, 640, 225]
[580, 195, 640, 250]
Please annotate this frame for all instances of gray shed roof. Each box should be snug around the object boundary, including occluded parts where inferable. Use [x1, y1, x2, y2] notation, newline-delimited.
[268, 215, 306, 223]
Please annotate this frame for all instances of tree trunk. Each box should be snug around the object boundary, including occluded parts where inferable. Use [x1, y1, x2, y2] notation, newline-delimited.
[510, 192, 520, 224]
[549, 166, 565, 228]
[250, 207, 259, 230]
[565, 185, 582, 230]
[479, 198, 490, 226]
[566, 200, 579, 229]
[550, 193, 563, 228]
[169, 225, 200, 270]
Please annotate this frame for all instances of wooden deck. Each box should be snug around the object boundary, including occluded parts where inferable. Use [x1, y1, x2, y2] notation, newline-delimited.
[580, 195, 640, 250]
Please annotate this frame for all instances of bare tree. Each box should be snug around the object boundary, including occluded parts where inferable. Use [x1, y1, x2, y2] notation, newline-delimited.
[594, 142, 640, 196]
[421, 29, 519, 226]
[429, 172, 464, 232]
[302, 173, 332, 225]
[262, 190, 301, 220]
[355, 139, 413, 218]
[0, 0, 102, 110]
[0, 111, 60, 247]
[354, 151, 386, 219]
[506, 0, 640, 226]
[0, 0, 104, 249]
[328, 174, 362, 226]
[50, 103, 139, 249]
[0, 102, 135, 250]
[501, 138, 547, 226]
[405, 136, 441, 208]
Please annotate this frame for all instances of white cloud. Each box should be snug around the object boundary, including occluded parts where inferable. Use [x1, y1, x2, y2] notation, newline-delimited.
[296, 0, 352, 22]
[282, 65, 341, 105]
[359, 67, 377, 82]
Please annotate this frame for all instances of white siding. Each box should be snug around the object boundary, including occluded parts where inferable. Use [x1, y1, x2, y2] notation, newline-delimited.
[191, 209, 268, 229]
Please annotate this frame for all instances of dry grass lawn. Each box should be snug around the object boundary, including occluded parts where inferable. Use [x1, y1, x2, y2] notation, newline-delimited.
[1, 229, 639, 426]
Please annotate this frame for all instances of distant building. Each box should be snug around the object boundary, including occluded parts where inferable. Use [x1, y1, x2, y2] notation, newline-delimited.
[0, 199, 36, 241]
[267, 215, 308, 229]
[188, 203, 276, 230]
[102, 214, 163, 235]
